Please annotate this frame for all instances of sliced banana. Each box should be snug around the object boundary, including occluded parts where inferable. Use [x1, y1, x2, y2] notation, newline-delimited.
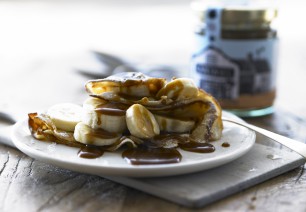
[154, 114, 195, 133]
[47, 103, 83, 132]
[74, 122, 121, 146]
[157, 78, 198, 100]
[82, 97, 127, 133]
[126, 104, 160, 139]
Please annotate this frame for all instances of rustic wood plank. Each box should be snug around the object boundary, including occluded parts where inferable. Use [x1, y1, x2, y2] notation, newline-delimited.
[122, 189, 180, 212]
[0, 145, 128, 212]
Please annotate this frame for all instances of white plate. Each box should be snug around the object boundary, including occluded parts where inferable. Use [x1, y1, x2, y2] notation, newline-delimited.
[11, 112, 255, 177]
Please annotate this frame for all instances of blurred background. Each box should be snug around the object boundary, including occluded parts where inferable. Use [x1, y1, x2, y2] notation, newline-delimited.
[0, 0, 305, 118]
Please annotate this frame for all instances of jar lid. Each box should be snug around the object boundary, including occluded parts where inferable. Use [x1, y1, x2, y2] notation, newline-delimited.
[191, 2, 277, 29]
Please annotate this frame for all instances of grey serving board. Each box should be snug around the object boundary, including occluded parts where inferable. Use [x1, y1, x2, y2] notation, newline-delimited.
[104, 143, 305, 208]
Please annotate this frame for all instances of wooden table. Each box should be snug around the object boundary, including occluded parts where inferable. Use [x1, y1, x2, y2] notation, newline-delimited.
[1, 1, 306, 211]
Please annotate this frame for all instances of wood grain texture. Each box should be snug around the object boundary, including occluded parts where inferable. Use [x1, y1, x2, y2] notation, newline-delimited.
[0, 145, 127, 212]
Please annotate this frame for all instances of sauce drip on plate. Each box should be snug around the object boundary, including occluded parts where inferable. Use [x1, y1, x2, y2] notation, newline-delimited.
[122, 146, 182, 165]
[179, 142, 215, 153]
[222, 142, 230, 147]
[77, 134, 219, 165]
[78, 146, 104, 159]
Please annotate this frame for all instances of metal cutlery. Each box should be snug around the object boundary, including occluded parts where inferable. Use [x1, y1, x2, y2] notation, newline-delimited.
[222, 117, 306, 158]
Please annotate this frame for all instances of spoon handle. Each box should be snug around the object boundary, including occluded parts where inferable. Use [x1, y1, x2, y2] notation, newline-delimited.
[223, 118, 306, 158]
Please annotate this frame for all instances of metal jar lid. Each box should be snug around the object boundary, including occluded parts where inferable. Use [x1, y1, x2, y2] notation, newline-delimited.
[191, 1, 278, 30]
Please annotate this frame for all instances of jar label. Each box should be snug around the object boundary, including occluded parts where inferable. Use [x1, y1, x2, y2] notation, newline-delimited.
[192, 47, 240, 99]
[191, 8, 277, 100]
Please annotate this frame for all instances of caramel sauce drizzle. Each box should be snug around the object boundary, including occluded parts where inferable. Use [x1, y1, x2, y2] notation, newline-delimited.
[79, 133, 217, 165]
[222, 142, 230, 147]
[78, 146, 104, 159]
[179, 142, 215, 153]
[95, 102, 129, 116]
[122, 146, 182, 165]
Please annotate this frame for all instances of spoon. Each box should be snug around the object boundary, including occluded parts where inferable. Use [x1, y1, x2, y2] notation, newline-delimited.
[1, 111, 306, 158]
[222, 117, 306, 158]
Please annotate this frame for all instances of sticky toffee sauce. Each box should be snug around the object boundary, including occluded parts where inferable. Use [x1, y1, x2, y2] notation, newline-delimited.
[179, 142, 215, 153]
[78, 146, 104, 159]
[222, 142, 230, 148]
[77, 132, 217, 165]
[122, 146, 182, 165]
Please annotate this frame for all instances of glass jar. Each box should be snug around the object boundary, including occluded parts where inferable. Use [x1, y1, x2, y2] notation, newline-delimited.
[190, 2, 278, 117]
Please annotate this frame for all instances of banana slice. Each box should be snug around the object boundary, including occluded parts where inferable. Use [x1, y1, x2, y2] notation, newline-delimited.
[156, 78, 198, 100]
[47, 103, 83, 132]
[126, 104, 160, 139]
[74, 122, 121, 146]
[82, 97, 127, 133]
[154, 114, 195, 133]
